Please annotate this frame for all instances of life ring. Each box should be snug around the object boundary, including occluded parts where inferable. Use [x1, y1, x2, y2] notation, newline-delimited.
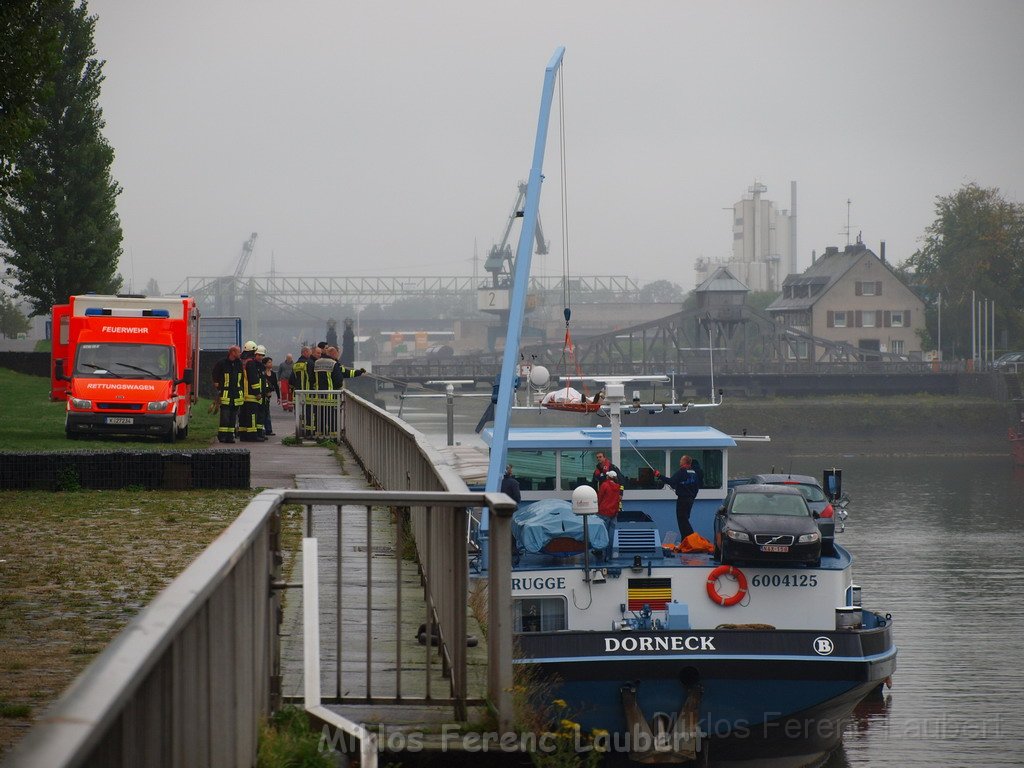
[706, 565, 748, 607]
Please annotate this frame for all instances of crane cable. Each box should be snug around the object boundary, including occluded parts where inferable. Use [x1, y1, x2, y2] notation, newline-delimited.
[552, 67, 590, 403]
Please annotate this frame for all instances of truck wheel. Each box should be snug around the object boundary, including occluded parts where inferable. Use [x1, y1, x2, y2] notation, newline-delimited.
[178, 425, 189, 440]
[163, 426, 176, 443]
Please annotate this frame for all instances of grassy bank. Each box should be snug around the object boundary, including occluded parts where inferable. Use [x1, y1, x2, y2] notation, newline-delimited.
[0, 368, 220, 451]
[0, 370, 304, 756]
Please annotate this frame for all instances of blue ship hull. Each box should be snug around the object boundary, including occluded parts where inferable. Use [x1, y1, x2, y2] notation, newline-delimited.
[515, 620, 896, 764]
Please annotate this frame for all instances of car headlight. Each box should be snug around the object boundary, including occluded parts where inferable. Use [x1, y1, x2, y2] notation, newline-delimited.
[69, 397, 92, 409]
[147, 400, 171, 411]
[798, 532, 821, 543]
[725, 529, 750, 542]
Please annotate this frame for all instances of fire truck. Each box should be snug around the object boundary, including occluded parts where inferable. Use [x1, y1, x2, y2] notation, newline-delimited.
[51, 294, 199, 442]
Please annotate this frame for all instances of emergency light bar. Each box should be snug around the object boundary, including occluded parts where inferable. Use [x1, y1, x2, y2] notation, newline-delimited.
[84, 308, 171, 318]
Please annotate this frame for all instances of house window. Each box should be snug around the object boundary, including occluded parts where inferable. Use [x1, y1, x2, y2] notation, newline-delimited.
[891, 311, 904, 327]
[892, 339, 905, 355]
[784, 340, 810, 361]
[863, 312, 876, 328]
[834, 311, 847, 328]
[856, 281, 881, 296]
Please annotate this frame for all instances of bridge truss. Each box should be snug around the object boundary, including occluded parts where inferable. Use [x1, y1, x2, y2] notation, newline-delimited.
[178, 274, 641, 315]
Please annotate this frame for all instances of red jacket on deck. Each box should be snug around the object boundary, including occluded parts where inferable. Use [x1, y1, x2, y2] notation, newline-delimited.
[598, 475, 622, 518]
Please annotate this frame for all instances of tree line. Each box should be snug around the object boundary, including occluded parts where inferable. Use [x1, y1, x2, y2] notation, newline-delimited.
[0, 0, 122, 323]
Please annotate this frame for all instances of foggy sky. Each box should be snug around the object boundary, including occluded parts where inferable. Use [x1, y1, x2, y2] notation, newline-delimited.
[87, 0, 1024, 294]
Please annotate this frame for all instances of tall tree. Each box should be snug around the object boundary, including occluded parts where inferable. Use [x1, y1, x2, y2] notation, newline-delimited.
[0, 0, 123, 316]
[0, 0, 60, 189]
[900, 183, 1024, 357]
[0, 293, 32, 338]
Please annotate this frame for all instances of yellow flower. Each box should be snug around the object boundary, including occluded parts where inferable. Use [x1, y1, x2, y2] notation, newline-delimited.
[559, 718, 579, 731]
[552, 698, 568, 709]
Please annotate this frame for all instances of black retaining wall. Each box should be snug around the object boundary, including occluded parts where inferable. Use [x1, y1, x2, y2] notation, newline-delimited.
[0, 449, 250, 491]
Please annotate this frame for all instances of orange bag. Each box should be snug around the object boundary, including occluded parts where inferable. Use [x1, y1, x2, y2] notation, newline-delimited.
[679, 532, 715, 554]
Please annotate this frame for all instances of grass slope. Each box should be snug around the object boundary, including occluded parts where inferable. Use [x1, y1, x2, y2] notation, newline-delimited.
[0, 368, 220, 451]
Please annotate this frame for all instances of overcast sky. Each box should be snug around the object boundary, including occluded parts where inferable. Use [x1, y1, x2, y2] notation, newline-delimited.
[87, 0, 1024, 294]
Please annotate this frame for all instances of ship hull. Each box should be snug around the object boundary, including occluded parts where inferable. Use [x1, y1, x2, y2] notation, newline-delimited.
[516, 622, 896, 764]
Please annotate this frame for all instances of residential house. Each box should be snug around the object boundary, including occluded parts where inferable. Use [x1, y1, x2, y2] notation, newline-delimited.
[767, 240, 925, 360]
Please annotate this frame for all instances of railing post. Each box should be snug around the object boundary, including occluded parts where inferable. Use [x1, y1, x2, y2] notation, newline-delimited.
[486, 493, 517, 733]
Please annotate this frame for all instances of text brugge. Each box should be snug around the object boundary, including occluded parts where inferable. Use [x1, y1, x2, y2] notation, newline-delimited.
[605, 636, 715, 653]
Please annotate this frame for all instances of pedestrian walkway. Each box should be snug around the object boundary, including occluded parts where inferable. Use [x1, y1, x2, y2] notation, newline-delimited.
[207, 401, 340, 488]
[210, 400, 488, 731]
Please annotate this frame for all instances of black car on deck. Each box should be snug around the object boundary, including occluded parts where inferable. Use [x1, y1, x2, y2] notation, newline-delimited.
[714, 484, 822, 567]
[750, 473, 837, 554]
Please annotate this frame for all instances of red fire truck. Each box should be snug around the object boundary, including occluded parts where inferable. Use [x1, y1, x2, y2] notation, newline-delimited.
[51, 294, 199, 442]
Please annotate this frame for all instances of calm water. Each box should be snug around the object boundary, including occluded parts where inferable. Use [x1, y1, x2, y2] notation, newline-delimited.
[399, 396, 1024, 766]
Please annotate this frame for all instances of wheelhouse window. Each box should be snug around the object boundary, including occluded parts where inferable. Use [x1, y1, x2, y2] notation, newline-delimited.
[560, 449, 597, 490]
[668, 449, 723, 490]
[514, 597, 567, 633]
[618, 449, 666, 489]
[507, 449, 558, 491]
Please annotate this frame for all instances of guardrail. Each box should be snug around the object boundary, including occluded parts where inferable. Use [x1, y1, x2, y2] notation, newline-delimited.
[339, 391, 516, 733]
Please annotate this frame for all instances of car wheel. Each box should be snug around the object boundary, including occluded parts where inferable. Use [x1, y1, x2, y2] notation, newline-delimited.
[163, 426, 176, 444]
[178, 425, 189, 440]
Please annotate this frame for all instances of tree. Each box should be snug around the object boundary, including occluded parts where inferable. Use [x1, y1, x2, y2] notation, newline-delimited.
[0, 0, 60, 189]
[0, 0, 123, 316]
[639, 279, 685, 304]
[0, 293, 32, 338]
[900, 183, 1024, 357]
[144, 278, 160, 296]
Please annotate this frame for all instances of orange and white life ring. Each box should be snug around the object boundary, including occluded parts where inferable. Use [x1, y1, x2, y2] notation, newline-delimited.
[706, 565, 748, 607]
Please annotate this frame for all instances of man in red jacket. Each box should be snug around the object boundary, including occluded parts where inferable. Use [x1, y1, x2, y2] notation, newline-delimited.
[598, 470, 622, 555]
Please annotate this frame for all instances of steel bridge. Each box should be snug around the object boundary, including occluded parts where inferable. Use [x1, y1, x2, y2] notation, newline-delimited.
[177, 274, 641, 315]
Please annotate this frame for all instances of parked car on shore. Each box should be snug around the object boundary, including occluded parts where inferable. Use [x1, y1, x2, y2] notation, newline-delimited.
[994, 352, 1024, 370]
[714, 484, 822, 567]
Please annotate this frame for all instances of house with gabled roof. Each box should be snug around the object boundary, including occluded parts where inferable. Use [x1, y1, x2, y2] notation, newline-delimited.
[766, 239, 925, 359]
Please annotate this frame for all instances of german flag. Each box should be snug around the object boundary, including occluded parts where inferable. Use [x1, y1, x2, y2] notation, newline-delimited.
[627, 577, 672, 611]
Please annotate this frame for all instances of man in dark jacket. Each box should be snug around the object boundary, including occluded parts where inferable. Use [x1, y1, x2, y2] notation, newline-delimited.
[211, 345, 242, 443]
[658, 455, 703, 539]
[500, 464, 521, 506]
[592, 451, 622, 488]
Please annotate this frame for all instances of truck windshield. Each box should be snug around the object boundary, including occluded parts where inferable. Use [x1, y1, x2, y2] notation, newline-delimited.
[74, 343, 175, 379]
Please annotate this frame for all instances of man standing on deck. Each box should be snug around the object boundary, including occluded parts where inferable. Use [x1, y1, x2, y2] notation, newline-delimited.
[658, 455, 703, 539]
[592, 451, 622, 487]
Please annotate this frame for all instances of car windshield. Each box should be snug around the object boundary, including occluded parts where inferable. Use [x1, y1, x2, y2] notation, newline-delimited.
[772, 482, 827, 503]
[731, 492, 808, 516]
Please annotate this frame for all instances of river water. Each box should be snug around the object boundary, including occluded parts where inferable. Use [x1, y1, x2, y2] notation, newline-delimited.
[397, 396, 1024, 766]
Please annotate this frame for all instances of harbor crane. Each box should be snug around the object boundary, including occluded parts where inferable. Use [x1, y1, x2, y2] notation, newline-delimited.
[233, 232, 258, 278]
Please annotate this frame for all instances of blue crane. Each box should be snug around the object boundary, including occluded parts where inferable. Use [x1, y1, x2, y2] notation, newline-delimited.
[485, 46, 565, 494]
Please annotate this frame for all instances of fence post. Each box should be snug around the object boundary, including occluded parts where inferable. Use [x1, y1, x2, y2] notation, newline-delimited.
[485, 492, 517, 733]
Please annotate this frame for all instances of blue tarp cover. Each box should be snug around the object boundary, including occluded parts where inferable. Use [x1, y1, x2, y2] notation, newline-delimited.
[512, 499, 609, 553]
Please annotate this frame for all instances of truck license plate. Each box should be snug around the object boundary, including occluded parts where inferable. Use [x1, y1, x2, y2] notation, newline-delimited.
[760, 545, 789, 553]
[105, 417, 134, 425]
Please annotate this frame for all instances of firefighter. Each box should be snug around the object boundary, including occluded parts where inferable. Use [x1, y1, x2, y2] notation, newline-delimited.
[290, 346, 312, 436]
[211, 344, 243, 443]
[238, 341, 264, 442]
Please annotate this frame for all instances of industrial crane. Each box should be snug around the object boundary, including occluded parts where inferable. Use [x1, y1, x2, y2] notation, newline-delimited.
[233, 232, 258, 278]
[483, 182, 549, 289]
